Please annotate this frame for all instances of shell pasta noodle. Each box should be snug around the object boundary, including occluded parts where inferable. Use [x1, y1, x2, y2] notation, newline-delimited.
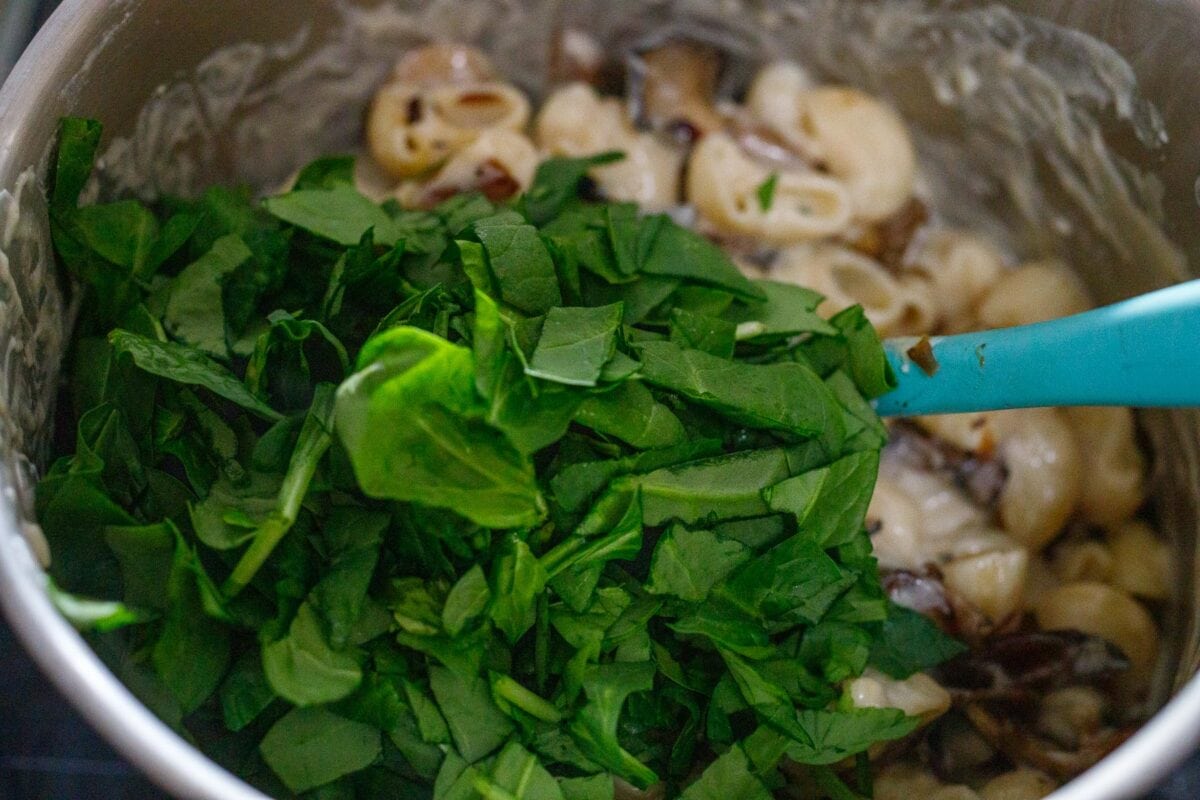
[34, 35, 1173, 800]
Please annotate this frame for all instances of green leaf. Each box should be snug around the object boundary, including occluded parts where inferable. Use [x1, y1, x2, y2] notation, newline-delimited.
[647, 524, 751, 602]
[489, 534, 548, 644]
[225, 384, 337, 595]
[293, 155, 356, 190]
[335, 327, 545, 528]
[429, 666, 515, 763]
[669, 308, 736, 358]
[46, 581, 149, 633]
[51, 117, 102, 211]
[867, 603, 967, 679]
[640, 219, 765, 301]
[636, 341, 844, 445]
[263, 185, 404, 246]
[108, 329, 282, 421]
[567, 661, 659, 788]
[526, 303, 623, 387]
[756, 173, 779, 212]
[575, 381, 685, 449]
[259, 707, 381, 793]
[443, 564, 492, 637]
[764, 451, 880, 548]
[728, 281, 836, 339]
[164, 234, 252, 358]
[522, 152, 624, 226]
[637, 448, 790, 527]
[262, 601, 363, 706]
[220, 650, 276, 732]
[558, 774, 614, 800]
[311, 506, 388, 648]
[103, 522, 175, 611]
[784, 707, 919, 765]
[475, 219, 563, 314]
[718, 534, 851, 624]
[475, 741, 566, 800]
[681, 744, 772, 800]
[152, 540, 231, 714]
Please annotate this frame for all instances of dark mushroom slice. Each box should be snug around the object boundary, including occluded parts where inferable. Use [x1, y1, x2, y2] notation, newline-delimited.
[627, 40, 725, 141]
[886, 420, 1008, 508]
[848, 197, 931, 272]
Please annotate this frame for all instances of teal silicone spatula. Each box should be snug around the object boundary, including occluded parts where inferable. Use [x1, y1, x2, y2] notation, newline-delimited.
[874, 279, 1200, 417]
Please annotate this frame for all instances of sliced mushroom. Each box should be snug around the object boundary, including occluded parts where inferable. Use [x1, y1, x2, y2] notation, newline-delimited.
[630, 40, 725, 139]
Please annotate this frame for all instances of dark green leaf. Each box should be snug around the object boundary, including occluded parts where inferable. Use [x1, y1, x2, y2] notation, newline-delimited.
[262, 601, 363, 706]
[259, 707, 381, 793]
[428, 666, 514, 763]
[526, 303, 623, 387]
[475, 220, 563, 314]
[867, 603, 968, 679]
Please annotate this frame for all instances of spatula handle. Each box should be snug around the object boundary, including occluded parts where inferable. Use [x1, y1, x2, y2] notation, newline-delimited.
[875, 279, 1200, 417]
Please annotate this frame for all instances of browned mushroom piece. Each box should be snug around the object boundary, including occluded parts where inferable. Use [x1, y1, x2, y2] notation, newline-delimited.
[886, 420, 1008, 508]
[964, 703, 1136, 781]
[849, 196, 931, 272]
[629, 40, 725, 141]
[725, 113, 814, 172]
[390, 42, 496, 87]
[933, 630, 1131, 705]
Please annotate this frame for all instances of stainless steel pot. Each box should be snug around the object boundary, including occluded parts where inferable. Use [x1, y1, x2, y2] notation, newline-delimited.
[1, 1, 1198, 798]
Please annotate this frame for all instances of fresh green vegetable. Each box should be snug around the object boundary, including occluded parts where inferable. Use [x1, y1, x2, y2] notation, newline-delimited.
[38, 116, 963, 799]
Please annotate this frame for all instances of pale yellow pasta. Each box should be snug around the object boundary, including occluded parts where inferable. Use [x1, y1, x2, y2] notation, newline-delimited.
[351, 153, 400, 202]
[407, 128, 539, 205]
[991, 408, 1083, 552]
[848, 668, 951, 721]
[686, 132, 852, 245]
[881, 458, 990, 556]
[907, 229, 1006, 330]
[913, 411, 998, 456]
[1051, 540, 1114, 584]
[1065, 406, 1146, 525]
[1107, 520, 1171, 601]
[1035, 581, 1159, 686]
[876, 766, 981, 800]
[535, 82, 681, 209]
[1037, 686, 1105, 748]
[865, 477, 926, 570]
[771, 242, 936, 336]
[1022, 554, 1059, 612]
[747, 64, 916, 221]
[976, 259, 1092, 329]
[367, 80, 530, 179]
[979, 769, 1057, 800]
[942, 546, 1029, 623]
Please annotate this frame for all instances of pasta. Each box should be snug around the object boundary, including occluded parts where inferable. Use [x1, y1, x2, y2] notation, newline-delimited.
[771, 242, 936, 336]
[1035, 581, 1160, 687]
[399, 128, 539, 207]
[747, 63, 917, 221]
[535, 82, 682, 210]
[941, 545, 1029, 624]
[1064, 406, 1146, 525]
[1107, 520, 1172, 601]
[686, 132, 852, 244]
[907, 229, 1006, 330]
[979, 769, 1057, 800]
[848, 668, 951, 721]
[976, 260, 1092, 329]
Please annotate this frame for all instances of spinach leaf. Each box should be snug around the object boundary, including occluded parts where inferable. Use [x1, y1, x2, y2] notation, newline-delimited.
[429, 665, 515, 763]
[637, 448, 790, 527]
[567, 662, 659, 788]
[526, 303, 623, 387]
[164, 234, 252, 358]
[442, 564, 492, 637]
[764, 451, 880, 548]
[636, 341, 844, 445]
[646, 524, 751, 602]
[640, 219, 765, 301]
[262, 601, 363, 706]
[263, 186, 403, 246]
[575, 381, 685, 449]
[522, 153, 623, 226]
[259, 707, 381, 793]
[475, 218, 563, 314]
[718, 534, 850, 624]
[335, 327, 545, 528]
[489, 534, 548, 644]
[108, 330, 282, 421]
[867, 603, 967, 679]
[680, 744, 771, 800]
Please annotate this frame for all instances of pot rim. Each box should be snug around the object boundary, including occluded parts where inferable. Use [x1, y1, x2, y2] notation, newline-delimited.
[0, 2, 1197, 799]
